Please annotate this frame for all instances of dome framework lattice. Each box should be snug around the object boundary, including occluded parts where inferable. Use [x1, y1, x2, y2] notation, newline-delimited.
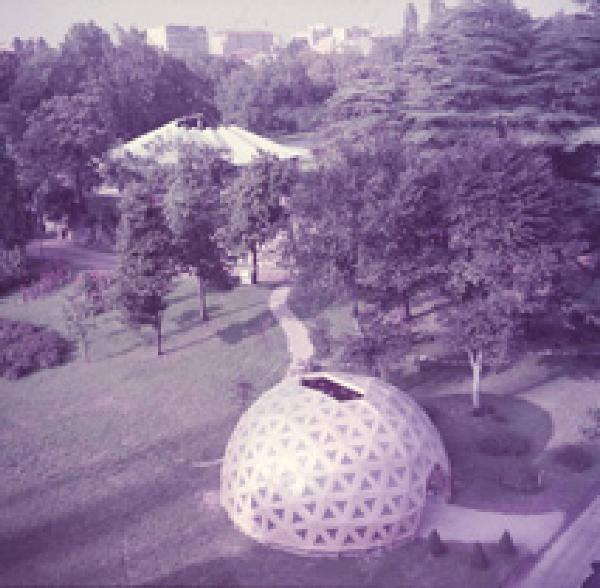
[220, 373, 450, 555]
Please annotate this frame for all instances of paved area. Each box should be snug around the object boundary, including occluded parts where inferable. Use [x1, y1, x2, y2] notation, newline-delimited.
[269, 286, 314, 375]
[518, 495, 600, 588]
[417, 502, 564, 553]
[27, 238, 117, 271]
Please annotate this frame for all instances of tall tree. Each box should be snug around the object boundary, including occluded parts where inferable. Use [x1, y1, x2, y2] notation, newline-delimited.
[399, 0, 537, 145]
[115, 183, 175, 356]
[439, 135, 583, 410]
[0, 136, 28, 249]
[18, 92, 115, 223]
[357, 148, 447, 321]
[164, 145, 234, 321]
[222, 155, 297, 284]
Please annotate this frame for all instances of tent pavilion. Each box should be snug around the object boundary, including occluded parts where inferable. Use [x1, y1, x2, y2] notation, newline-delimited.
[110, 114, 313, 167]
[221, 372, 450, 556]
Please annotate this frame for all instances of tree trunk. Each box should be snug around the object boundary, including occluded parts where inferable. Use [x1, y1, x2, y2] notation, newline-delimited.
[156, 314, 162, 356]
[467, 349, 483, 410]
[250, 243, 258, 285]
[197, 274, 208, 321]
[351, 298, 360, 332]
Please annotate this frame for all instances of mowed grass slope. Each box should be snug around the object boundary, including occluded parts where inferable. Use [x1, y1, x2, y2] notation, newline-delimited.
[0, 278, 290, 584]
[0, 277, 289, 469]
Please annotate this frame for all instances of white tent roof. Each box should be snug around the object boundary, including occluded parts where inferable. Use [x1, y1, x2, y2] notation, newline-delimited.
[113, 120, 313, 166]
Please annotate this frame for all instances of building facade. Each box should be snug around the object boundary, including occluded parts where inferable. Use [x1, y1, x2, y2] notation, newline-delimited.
[146, 25, 209, 59]
[209, 30, 275, 61]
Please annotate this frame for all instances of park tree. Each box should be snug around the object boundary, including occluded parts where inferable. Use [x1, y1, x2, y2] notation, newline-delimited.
[164, 145, 234, 321]
[222, 155, 297, 284]
[54, 22, 114, 96]
[115, 183, 175, 356]
[4, 40, 59, 140]
[356, 147, 447, 321]
[292, 134, 429, 319]
[398, 0, 536, 144]
[530, 11, 600, 124]
[0, 136, 29, 249]
[439, 135, 584, 411]
[101, 27, 218, 141]
[18, 91, 115, 224]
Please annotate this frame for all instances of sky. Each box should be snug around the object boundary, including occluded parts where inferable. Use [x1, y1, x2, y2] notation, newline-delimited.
[0, 0, 580, 46]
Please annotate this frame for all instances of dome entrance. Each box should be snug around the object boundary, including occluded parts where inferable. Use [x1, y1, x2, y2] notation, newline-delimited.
[300, 374, 363, 401]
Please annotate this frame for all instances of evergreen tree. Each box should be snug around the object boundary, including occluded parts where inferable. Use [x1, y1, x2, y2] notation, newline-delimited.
[530, 11, 600, 124]
[115, 183, 175, 356]
[399, 0, 536, 145]
[164, 145, 234, 321]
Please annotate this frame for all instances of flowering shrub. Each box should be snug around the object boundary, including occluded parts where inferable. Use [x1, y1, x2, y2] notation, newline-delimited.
[21, 261, 73, 301]
[0, 319, 71, 379]
[0, 247, 29, 294]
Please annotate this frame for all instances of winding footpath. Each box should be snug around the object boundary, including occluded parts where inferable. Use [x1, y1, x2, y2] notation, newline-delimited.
[268, 286, 314, 376]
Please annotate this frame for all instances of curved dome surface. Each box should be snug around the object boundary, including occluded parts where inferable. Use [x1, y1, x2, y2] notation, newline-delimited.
[220, 372, 450, 555]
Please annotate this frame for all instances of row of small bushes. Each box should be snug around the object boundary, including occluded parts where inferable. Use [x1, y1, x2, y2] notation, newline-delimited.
[0, 318, 71, 379]
[428, 529, 517, 568]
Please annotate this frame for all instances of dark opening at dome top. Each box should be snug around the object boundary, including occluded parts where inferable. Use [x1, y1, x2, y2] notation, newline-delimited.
[300, 374, 363, 401]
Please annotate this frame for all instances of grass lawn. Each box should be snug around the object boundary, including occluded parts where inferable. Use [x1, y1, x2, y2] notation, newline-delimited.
[1, 276, 597, 586]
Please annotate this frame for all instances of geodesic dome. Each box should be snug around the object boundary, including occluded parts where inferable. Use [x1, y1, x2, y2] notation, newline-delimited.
[220, 372, 450, 555]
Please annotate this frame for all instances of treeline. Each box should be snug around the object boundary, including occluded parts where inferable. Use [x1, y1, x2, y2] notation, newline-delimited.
[0, 0, 599, 397]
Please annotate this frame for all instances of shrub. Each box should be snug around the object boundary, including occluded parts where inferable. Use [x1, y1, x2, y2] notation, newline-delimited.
[428, 529, 447, 556]
[21, 260, 73, 301]
[0, 246, 28, 293]
[499, 530, 517, 556]
[470, 542, 489, 569]
[498, 465, 543, 494]
[552, 444, 594, 473]
[582, 408, 600, 441]
[478, 431, 530, 457]
[0, 318, 71, 379]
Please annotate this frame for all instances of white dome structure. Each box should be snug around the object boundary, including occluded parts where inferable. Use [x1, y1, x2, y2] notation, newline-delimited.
[220, 372, 450, 555]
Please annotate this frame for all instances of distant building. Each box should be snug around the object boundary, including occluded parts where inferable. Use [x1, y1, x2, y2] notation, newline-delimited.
[404, 2, 419, 36]
[146, 25, 209, 59]
[290, 24, 375, 55]
[209, 30, 275, 61]
[430, 0, 447, 20]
